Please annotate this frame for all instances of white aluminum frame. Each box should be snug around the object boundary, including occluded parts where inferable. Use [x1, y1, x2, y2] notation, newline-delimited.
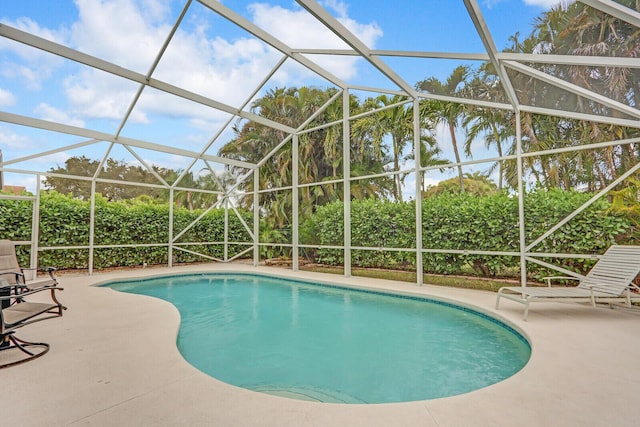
[0, 1, 638, 286]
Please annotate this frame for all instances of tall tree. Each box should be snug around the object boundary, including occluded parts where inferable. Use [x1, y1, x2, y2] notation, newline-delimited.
[416, 66, 470, 191]
[532, 1, 640, 183]
[351, 95, 415, 202]
[462, 65, 513, 191]
[219, 87, 393, 229]
[44, 156, 172, 201]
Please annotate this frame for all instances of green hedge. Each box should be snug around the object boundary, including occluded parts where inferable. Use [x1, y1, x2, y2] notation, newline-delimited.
[312, 189, 633, 278]
[0, 192, 253, 270]
[1, 189, 633, 278]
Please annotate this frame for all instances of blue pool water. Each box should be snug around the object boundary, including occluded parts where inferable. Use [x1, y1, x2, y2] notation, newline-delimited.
[106, 273, 530, 404]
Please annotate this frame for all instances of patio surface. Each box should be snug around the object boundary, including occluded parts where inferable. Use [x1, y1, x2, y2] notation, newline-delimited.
[3, 264, 640, 427]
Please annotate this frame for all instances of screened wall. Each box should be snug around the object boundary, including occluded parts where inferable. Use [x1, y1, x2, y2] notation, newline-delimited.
[1, 0, 639, 285]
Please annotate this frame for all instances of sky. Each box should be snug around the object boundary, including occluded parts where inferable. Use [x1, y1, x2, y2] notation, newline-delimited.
[0, 0, 569, 194]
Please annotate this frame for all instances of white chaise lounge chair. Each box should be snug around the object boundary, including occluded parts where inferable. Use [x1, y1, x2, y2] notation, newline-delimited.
[495, 245, 640, 320]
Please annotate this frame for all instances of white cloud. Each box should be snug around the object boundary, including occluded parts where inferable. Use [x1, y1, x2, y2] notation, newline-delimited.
[60, 0, 382, 125]
[482, 0, 505, 9]
[34, 103, 85, 128]
[2, 0, 383, 143]
[63, 69, 147, 122]
[3, 65, 45, 91]
[249, 3, 382, 80]
[153, 30, 279, 107]
[71, 0, 170, 71]
[10, 16, 68, 43]
[250, 4, 349, 50]
[0, 17, 67, 90]
[321, 0, 349, 18]
[0, 126, 33, 150]
[59, 0, 277, 123]
[523, 0, 573, 8]
[0, 88, 16, 107]
[485, 0, 572, 10]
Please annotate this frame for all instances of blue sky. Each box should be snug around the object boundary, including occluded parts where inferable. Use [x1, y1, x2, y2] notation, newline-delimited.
[0, 0, 565, 193]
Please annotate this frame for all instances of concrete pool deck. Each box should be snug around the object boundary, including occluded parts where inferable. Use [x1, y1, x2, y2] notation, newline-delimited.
[3, 264, 640, 427]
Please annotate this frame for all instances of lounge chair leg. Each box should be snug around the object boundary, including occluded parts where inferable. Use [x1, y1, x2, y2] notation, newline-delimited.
[0, 334, 50, 369]
[50, 288, 67, 312]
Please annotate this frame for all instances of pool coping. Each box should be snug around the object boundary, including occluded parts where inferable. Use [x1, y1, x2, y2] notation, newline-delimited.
[99, 270, 532, 403]
[4, 263, 640, 426]
[95, 269, 532, 349]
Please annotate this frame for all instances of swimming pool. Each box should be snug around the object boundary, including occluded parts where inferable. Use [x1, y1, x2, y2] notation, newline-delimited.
[106, 273, 530, 404]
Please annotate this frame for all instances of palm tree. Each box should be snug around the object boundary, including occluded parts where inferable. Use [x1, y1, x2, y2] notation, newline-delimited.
[463, 109, 511, 191]
[416, 66, 470, 191]
[532, 1, 640, 184]
[497, 32, 564, 190]
[534, 1, 640, 108]
[219, 86, 393, 230]
[462, 66, 513, 191]
[351, 95, 417, 202]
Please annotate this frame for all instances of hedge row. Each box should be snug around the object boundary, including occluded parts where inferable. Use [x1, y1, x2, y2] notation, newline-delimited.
[1, 189, 633, 278]
[310, 189, 633, 278]
[1, 192, 253, 269]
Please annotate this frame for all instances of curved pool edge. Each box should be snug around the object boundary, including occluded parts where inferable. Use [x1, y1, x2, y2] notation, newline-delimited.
[91, 268, 533, 350]
[95, 268, 532, 404]
[8, 264, 640, 426]
[93, 268, 532, 353]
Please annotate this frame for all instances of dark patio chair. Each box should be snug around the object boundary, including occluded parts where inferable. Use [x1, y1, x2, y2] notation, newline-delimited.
[0, 240, 66, 310]
[1, 284, 65, 368]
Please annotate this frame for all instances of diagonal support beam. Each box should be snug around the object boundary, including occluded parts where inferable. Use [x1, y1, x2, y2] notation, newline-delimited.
[580, 0, 640, 28]
[462, 0, 520, 109]
[197, 0, 346, 89]
[296, 0, 417, 97]
[0, 23, 295, 135]
[0, 111, 256, 170]
[526, 161, 640, 252]
[504, 60, 640, 120]
[0, 139, 100, 166]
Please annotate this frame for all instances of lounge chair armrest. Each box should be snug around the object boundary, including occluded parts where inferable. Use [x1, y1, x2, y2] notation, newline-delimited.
[21, 266, 58, 280]
[43, 266, 58, 280]
[23, 266, 57, 272]
[0, 281, 28, 292]
[0, 285, 63, 301]
[0, 287, 27, 301]
[0, 291, 17, 301]
[542, 276, 580, 287]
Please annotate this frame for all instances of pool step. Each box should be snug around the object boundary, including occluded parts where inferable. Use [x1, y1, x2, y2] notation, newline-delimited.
[247, 384, 367, 404]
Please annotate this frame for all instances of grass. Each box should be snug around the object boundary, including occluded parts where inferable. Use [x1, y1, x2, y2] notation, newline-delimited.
[300, 265, 525, 292]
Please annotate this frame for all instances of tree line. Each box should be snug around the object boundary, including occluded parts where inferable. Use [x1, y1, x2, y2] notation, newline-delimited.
[43, 156, 231, 210]
[217, 2, 639, 229]
[42, 2, 639, 239]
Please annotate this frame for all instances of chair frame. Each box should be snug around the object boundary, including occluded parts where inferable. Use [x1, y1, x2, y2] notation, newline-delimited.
[496, 245, 640, 320]
[1, 285, 65, 368]
[0, 239, 66, 310]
